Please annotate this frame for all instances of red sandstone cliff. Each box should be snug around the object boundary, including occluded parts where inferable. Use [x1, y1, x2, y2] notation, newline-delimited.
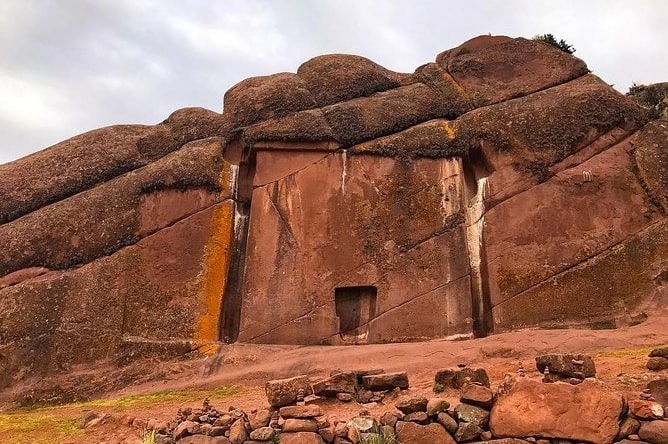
[0, 35, 665, 395]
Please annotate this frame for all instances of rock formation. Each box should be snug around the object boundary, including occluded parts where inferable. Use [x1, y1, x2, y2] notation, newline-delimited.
[0, 35, 666, 388]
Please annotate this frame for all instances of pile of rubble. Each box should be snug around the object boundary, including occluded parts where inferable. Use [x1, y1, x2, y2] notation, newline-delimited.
[144, 353, 668, 444]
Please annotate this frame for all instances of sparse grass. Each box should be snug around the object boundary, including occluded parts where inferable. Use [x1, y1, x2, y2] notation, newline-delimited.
[594, 347, 653, 359]
[138, 428, 156, 444]
[61, 386, 239, 409]
[0, 412, 84, 444]
[359, 427, 398, 444]
[0, 386, 239, 444]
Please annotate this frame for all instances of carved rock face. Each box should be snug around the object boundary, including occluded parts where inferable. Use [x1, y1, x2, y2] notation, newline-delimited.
[0, 35, 665, 395]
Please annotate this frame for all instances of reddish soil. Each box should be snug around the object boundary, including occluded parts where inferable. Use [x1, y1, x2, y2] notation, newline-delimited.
[4, 312, 668, 444]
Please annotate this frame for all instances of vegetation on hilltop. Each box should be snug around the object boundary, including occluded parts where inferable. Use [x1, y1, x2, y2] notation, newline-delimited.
[532, 33, 576, 54]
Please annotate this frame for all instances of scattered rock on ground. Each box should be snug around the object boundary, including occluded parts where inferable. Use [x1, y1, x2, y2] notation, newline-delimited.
[434, 367, 490, 389]
[360, 372, 409, 390]
[638, 420, 668, 444]
[265, 375, 314, 407]
[535, 353, 596, 379]
[395, 421, 456, 444]
[460, 383, 495, 409]
[647, 357, 668, 371]
[396, 395, 428, 414]
[489, 379, 622, 444]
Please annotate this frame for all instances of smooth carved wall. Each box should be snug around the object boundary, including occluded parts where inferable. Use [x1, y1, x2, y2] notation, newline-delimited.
[238, 149, 475, 344]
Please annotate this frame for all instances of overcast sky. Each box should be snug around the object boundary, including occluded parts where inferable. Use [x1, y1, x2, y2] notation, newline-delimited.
[1, 0, 666, 164]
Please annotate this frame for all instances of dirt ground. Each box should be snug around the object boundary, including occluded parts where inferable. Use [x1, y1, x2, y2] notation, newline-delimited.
[2, 314, 668, 444]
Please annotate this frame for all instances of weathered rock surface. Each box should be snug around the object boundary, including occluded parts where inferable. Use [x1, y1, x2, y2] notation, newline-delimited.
[395, 421, 456, 444]
[628, 400, 665, 420]
[426, 398, 451, 416]
[0, 34, 666, 394]
[435, 368, 490, 389]
[648, 357, 668, 371]
[313, 372, 357, 396]
[489, 379, 623, 444]
[279, 405, 323, 418]
[651, 346, 668, 359]
[395, 396, 428, 414]
[278, 432, 325, 444]
[454, 403, 490, 429]
[361, 372, 409, 391]
[648, 379, 668, 406]
[265, 375, 314, 407]
[535, 354, 596, 379]
[282, 418, 319, 433]
[638, 420, 668, 444]
[460, 383, 495, 409]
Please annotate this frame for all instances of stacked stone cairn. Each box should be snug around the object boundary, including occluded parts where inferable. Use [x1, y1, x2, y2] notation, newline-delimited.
[152, 355, 668, 444]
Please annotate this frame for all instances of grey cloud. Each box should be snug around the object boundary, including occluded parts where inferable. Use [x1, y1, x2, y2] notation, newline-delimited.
[1, 0, 666, 164]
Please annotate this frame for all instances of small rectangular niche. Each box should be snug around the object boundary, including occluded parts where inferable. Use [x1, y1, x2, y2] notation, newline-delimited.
[335, 286, 377, 341]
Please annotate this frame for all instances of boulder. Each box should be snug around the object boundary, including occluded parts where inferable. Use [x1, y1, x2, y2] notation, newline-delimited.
[322, 83, 458, 147]
[380, 412, 399, 428]
[396, 421, 455, 444]
[222, 72, 316, 128]
[648, 357, 668, 371]
[427, 398, 451, 416]
[438, 36, 589, 107]
[489, 379, 623, 444]
[436, 412, 458, 434]
[282, 418, 319, 433]
[279, 405, 323, 418]
[318, 426, 335, 443]
[638, 420, 668, 444]
[297, 54, 405, 107]
[176, 436, 230, 444]
[0, 124, 179, 225]
[617, 417, 641, 440]
[470, 440, 532, 444]
[395, 395, 428, 414]
[336, 393, 353, 402]
[460, 383, 495, 409]
[360, 372, 409, 391]
[265, 375, 313, 407]
[629, 400, 665, 420]
[535, 354, 596, 379]
[249, 427, 275, 441]
[435, 368, 490, 389]
[403, 412, 429, 424]
[346, 416, 376, 434]
[634, 121, 668, 212]
[174, 421, 200, 440]
[313, 372, 357, 396]
[454, 422, 483, 442]
[454, 403, 490, 429]
[278, 432, 325, 444]
[648, 379, 668, 406]
[395, 421, 456, 444]
[228, 419, 248, 444]
[248, 408, 272, 430]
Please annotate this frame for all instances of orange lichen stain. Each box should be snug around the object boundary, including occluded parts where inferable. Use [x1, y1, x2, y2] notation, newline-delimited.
[218, 162, 235, 191]
[440, 70, 466, 94]
[442, 122, 456, 140]
[194, 169, 236, 353]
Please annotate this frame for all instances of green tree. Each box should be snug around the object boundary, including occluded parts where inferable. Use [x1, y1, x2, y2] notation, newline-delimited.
[532, 34, 576, 54]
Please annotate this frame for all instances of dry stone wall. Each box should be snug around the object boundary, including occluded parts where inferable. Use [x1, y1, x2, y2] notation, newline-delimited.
[127, 352, 668, 444]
